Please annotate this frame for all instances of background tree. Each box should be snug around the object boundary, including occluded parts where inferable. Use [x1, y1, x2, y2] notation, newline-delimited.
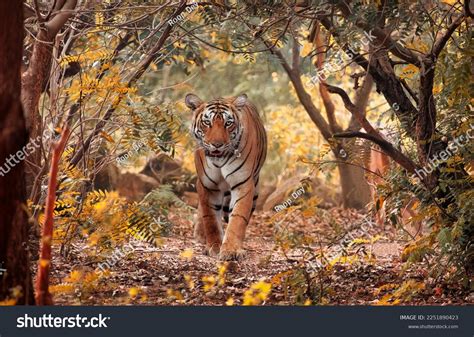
[0, 0, 34, 305]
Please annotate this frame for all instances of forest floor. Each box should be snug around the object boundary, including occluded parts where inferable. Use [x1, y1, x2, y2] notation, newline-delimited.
[50, 207, 472, 306]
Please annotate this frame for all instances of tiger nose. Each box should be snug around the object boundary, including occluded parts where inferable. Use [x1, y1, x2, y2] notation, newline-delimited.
[212, 142, 224, 149]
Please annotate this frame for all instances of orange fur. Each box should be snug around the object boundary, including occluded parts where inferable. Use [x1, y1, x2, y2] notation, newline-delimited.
[186, 94, 267, 260]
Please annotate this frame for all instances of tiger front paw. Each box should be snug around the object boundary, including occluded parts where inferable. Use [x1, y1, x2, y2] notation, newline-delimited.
[204, 241, 221, 257]
[194, 229, 206, 244]
[219, 244, 246, 261]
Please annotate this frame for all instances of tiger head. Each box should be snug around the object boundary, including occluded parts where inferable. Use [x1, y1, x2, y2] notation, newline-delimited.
[185, 93, 247, 158]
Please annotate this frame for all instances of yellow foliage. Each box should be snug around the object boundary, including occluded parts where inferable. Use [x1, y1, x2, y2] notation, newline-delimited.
[374, 283, 398, 296]
[0, 298, 17, 306]
[65, 270, 83, 283]
[374, 280, 425, 305]
[166, 288, 184, 302]
[49, 284, 76, 294]
[180, 249, 194, 260]
[217, 263, 227, 286]
[300, 41, 313, 57]
[128, 287, 140, 298]
[328, 254, 359, 268]
[202, 275, 216, 292]
[348, 235, 385, 247]
[243, 280, 272, 305]
[184, 275, 195, 290]
[399, 64, 419, 80]
[265, 105, 324, 171]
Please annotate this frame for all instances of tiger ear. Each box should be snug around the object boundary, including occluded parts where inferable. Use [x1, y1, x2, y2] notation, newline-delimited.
[233, 94, 247, 108]
[185, 93, 203, 110]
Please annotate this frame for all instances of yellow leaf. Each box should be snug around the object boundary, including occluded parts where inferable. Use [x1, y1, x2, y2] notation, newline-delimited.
[225, 297, 234, 306]
[0, 298, 17, 305]
[202, 275, 216, 292]
[243, 280, 271, 305]
[65, 270, 82, 283]
[399, 64, 419, 80]
[300, 41, 313, 57]
[49, 284, 75, 294]
[184, 274, 195, 290]
[218, 263, 227, 286]
[180, 249, 194, 260]
[166, 288, 184, 301]
[95, 12, 104, 26]
[129, 287, 139, 298]
[99, 131, 115, 143]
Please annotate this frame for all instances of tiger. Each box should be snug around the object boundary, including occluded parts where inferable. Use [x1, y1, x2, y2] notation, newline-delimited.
[185, 93, 267, 260]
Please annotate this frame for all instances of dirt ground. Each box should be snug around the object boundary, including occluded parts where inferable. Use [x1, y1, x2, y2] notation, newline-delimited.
[50, 208, 472, 306]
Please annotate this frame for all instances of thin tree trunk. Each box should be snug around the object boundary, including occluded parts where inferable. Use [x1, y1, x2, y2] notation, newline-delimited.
[311, 23, 372, 209]
[0, 0, 34, 305]
[35, 127, 70, 305]
[21, 0, 77, 200]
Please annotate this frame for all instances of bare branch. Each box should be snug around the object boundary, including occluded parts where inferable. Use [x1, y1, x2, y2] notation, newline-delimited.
[333, 131, 418, 174]
[431, 14, 465, 57]
[325, 84, 418, 173]
[45, 0, 77, 38]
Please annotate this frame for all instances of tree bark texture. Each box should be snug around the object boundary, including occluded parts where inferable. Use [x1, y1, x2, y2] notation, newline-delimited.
[0, 0, 35, 305]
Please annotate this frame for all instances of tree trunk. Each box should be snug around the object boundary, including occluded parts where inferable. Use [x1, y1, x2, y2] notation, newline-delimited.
[0, 0, 34, 305]
[21, 0, 78, 202]
[337, 163, 371, 209]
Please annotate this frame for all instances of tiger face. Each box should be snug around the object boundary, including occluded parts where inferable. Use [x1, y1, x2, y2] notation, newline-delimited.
[185, 93, 246, 159]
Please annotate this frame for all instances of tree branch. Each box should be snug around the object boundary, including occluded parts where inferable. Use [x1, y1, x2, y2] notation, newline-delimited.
[45, 0, 77, 38]
[337, 0, 423, 66]
[346, 74, 374, 131]
[333, 131, 417, 173]
[325, 84, 418, 173]
[431, 14, 465, 57]
[267, 42, 333, 142]
[69, 1, 188, 167]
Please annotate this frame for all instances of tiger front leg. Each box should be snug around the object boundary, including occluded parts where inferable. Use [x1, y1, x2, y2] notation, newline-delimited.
[196, 180, 223, 256]
[219, 181, 255, 261]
